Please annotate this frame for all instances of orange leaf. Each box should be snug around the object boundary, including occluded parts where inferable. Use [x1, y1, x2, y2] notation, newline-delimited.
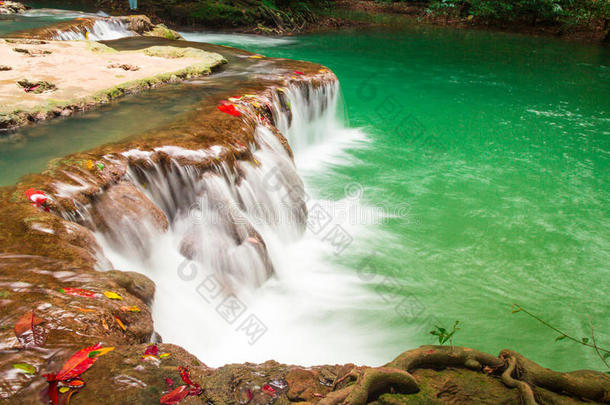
[68, 379, 86, 388]
[114, 316, 126, 331]
[14, 310, 46, 348]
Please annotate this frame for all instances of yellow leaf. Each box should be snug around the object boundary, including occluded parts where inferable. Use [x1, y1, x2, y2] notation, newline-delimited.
[120, 305, 140, 312]
[90, 347, 114, 358]
[249, 55, 264, 59]
[59, 387, 70, 393]
[159, 353, 171, 359]
[104, 291, 123, 300]
[86, 160, 94, 170]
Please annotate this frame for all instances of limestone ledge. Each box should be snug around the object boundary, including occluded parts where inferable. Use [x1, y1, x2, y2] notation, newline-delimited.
[0, 40, 226, 131]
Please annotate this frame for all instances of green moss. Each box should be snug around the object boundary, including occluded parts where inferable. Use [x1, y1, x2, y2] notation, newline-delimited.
[142, 46, 208, 59]
[87, 41, 118, 54]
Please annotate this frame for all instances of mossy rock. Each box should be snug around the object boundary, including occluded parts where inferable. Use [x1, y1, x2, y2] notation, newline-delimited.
[16, 79, 56, 94]
[142, 46, 210, 59]
[143, 24, 183, 40]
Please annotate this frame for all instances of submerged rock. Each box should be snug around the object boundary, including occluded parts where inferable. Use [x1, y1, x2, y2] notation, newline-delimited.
[91, 181, 169, 258]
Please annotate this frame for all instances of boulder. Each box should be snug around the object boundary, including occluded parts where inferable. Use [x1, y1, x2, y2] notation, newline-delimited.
[124, 14, 154, 34]
[143, 24, 184, 40]
[91, 181, 168, 258]
[0, 1, 28, 15]
[104, 270, 156, 305]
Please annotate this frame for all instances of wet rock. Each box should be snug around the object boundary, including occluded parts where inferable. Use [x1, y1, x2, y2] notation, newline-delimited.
[125, 14, 155, 34]
[0, 65, 12, 71]
[178, 205, 275, 289]
[91, 181, 169, 258]
[104, 270, 155, 305]
[0, 1, 28, 14]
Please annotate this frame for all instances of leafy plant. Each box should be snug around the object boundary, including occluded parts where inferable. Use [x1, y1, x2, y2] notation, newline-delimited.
[430, 320, 460, 347]
[512, 304, 610, 372]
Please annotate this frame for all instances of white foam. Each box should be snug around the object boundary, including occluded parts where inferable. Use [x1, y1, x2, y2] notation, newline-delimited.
[93, 80, 400, 367]
[180, 32, 295, 48]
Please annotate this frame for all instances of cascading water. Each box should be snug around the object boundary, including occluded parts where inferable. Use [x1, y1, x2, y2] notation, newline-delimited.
[53, 19, 135, 41]
[83, 81, 390, 366]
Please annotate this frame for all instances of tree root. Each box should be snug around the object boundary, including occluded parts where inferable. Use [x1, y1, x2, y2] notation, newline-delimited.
[386, 345, 505, 372]
[316, 346, 610, 404]
[500, 349, 610, 404]
[318, 367, 418, 405]
[501, 355, 537, 405]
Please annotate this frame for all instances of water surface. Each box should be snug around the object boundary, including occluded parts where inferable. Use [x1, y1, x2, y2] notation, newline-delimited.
[184, 27, 610, 371]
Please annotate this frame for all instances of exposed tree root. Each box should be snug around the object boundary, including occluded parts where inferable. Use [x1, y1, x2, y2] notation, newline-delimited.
[501, 355, 537, 405]
[317, 346, 610, 404]
[318, 367, 419, 405]
[500, 349, 610, 404]
[386, 345, 505, 372]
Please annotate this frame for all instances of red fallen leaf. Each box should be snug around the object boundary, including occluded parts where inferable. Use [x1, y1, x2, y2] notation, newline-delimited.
[14, 310, 46, 348]
[47, 380, 59, 405]
[217, 103, 241, 117]
[160, 385, 189, 405]
[25, 188, 48, 210]
[178, 366, 196, 386]
[144, 344, 159, 356]
[165, 377, 174, 390]
[293, 70, 304, 75]
[54, 343, 102, 381]
[59, 287, 97, 298]
[262, 384, 276, 396]
[25, 84, 40, 92]
[425, 349, 435, 354]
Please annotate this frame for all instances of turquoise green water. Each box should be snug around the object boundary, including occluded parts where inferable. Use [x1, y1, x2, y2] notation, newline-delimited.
[192, 28, 610, 371]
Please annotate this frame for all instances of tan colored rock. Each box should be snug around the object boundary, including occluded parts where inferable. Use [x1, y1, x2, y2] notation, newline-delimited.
[125, 14, 154, 34]
[104, 270, 156, 305]
[91, 181, 168, 257]
[143, 24, 184, 40]
[0, 1, 27, 15]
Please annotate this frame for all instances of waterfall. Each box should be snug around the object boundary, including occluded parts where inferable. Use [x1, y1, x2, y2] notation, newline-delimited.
[53, 19, 136, 41]
[54, 80, 383, 366]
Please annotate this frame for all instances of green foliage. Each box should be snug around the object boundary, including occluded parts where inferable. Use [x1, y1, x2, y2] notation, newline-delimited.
[430, 320, 460, 346]
[512, 304, 610, 371]
[426, 0, 607, 26]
